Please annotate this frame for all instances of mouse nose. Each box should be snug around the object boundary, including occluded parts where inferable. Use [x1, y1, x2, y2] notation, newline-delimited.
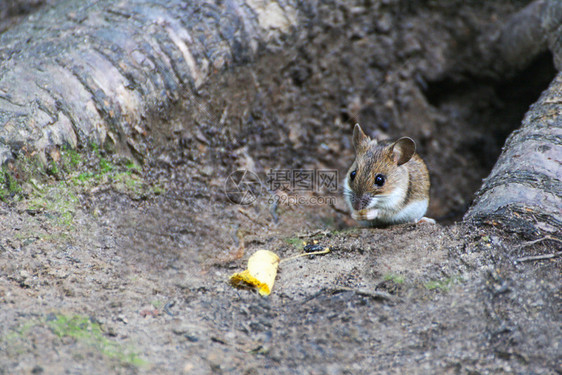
[352, 195, 371, 211]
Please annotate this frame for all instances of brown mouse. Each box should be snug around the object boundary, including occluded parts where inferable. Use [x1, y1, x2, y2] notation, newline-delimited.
[343, 124, 435, 226]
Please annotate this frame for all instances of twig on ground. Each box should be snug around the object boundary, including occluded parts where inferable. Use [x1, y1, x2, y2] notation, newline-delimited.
[515, 251, 561, 263]
[301, 286, 396, 305]
[515, 235, 562, 249]
[280, 247, 331, 264]
[330, 286, 395, 301]
[329, 201, 349, 216]
[237, 207, 265, 226]
[297, 229, 330, 238]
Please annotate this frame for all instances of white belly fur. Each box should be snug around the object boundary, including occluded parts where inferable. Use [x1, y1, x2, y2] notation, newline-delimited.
[360, 199, 428, 226]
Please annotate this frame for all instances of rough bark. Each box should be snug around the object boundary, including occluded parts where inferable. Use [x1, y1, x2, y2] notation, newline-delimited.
[544, 0, 562, 69]
[465, 0, 562, 236]
[469, 0, 550, 79]
[0, 0, 303, 164]
[465, 72, 562, 236]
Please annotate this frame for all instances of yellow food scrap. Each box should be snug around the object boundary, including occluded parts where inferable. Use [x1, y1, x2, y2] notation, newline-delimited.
[230, 250, 280, 296]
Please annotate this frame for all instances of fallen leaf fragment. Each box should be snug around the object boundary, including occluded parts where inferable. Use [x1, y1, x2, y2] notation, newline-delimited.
[229, 250, 280, 296]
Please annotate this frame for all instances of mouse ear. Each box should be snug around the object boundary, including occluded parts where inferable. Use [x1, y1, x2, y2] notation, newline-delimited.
[352, 123, 371, 153]
[391, 137, 416, 166]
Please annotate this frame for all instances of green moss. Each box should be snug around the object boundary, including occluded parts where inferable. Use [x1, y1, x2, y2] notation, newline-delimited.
[285, 237, 305, 249]
[90, 142, 101, 155]
[383, 274, 405, 284]
[99, 158, 114, 174]
[125, 160, 141, 171]
[40, 231, 71, 242]
[151, 185, 165, 195]
[62, 147, 82, 169]
[47, 314, 147, 367]
[3, 314, 146, 367]
[424, 276, 463, 291]
[331, 227, 359, 236]
[27, 183, 78, 227]
[75, 171, 95, 182]
[3, 320, 37, 342]
[0, 167, 22, 200]
[1, 144, 164, 211]
[48, 160, 59, 176]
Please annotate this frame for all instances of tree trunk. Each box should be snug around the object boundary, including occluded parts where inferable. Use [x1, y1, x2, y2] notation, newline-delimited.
[465, 72, 562, 236]
[0, 0, 303, 164]
[465, 0, 562, 237]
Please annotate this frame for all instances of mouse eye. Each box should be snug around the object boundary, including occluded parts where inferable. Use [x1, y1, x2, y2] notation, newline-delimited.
[374, 174, 385, 187]
[350, 170, 357, 181]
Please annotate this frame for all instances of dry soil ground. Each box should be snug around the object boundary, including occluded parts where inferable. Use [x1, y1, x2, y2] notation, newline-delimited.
[0, 143, 559, 374]
[0, 0, 560, 373]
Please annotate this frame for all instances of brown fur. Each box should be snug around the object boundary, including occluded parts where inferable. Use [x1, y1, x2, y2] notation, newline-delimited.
[347, 124, 430, 213]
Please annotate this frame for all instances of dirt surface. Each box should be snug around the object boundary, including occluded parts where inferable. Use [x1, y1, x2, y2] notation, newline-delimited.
[1, 169, 560, 374]
[0, 0, 560, 374]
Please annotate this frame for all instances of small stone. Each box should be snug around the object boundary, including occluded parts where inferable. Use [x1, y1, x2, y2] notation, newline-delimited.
[183, 363, 194, 373]
[200, 165, 214, 177]
[376, 13, 393, 33]
[172, 321, 201, 342]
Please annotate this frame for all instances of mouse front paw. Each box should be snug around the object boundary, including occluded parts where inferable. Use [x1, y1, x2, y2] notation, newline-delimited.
[416, 217, 436, 224]
[352, 209, 379, 221]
